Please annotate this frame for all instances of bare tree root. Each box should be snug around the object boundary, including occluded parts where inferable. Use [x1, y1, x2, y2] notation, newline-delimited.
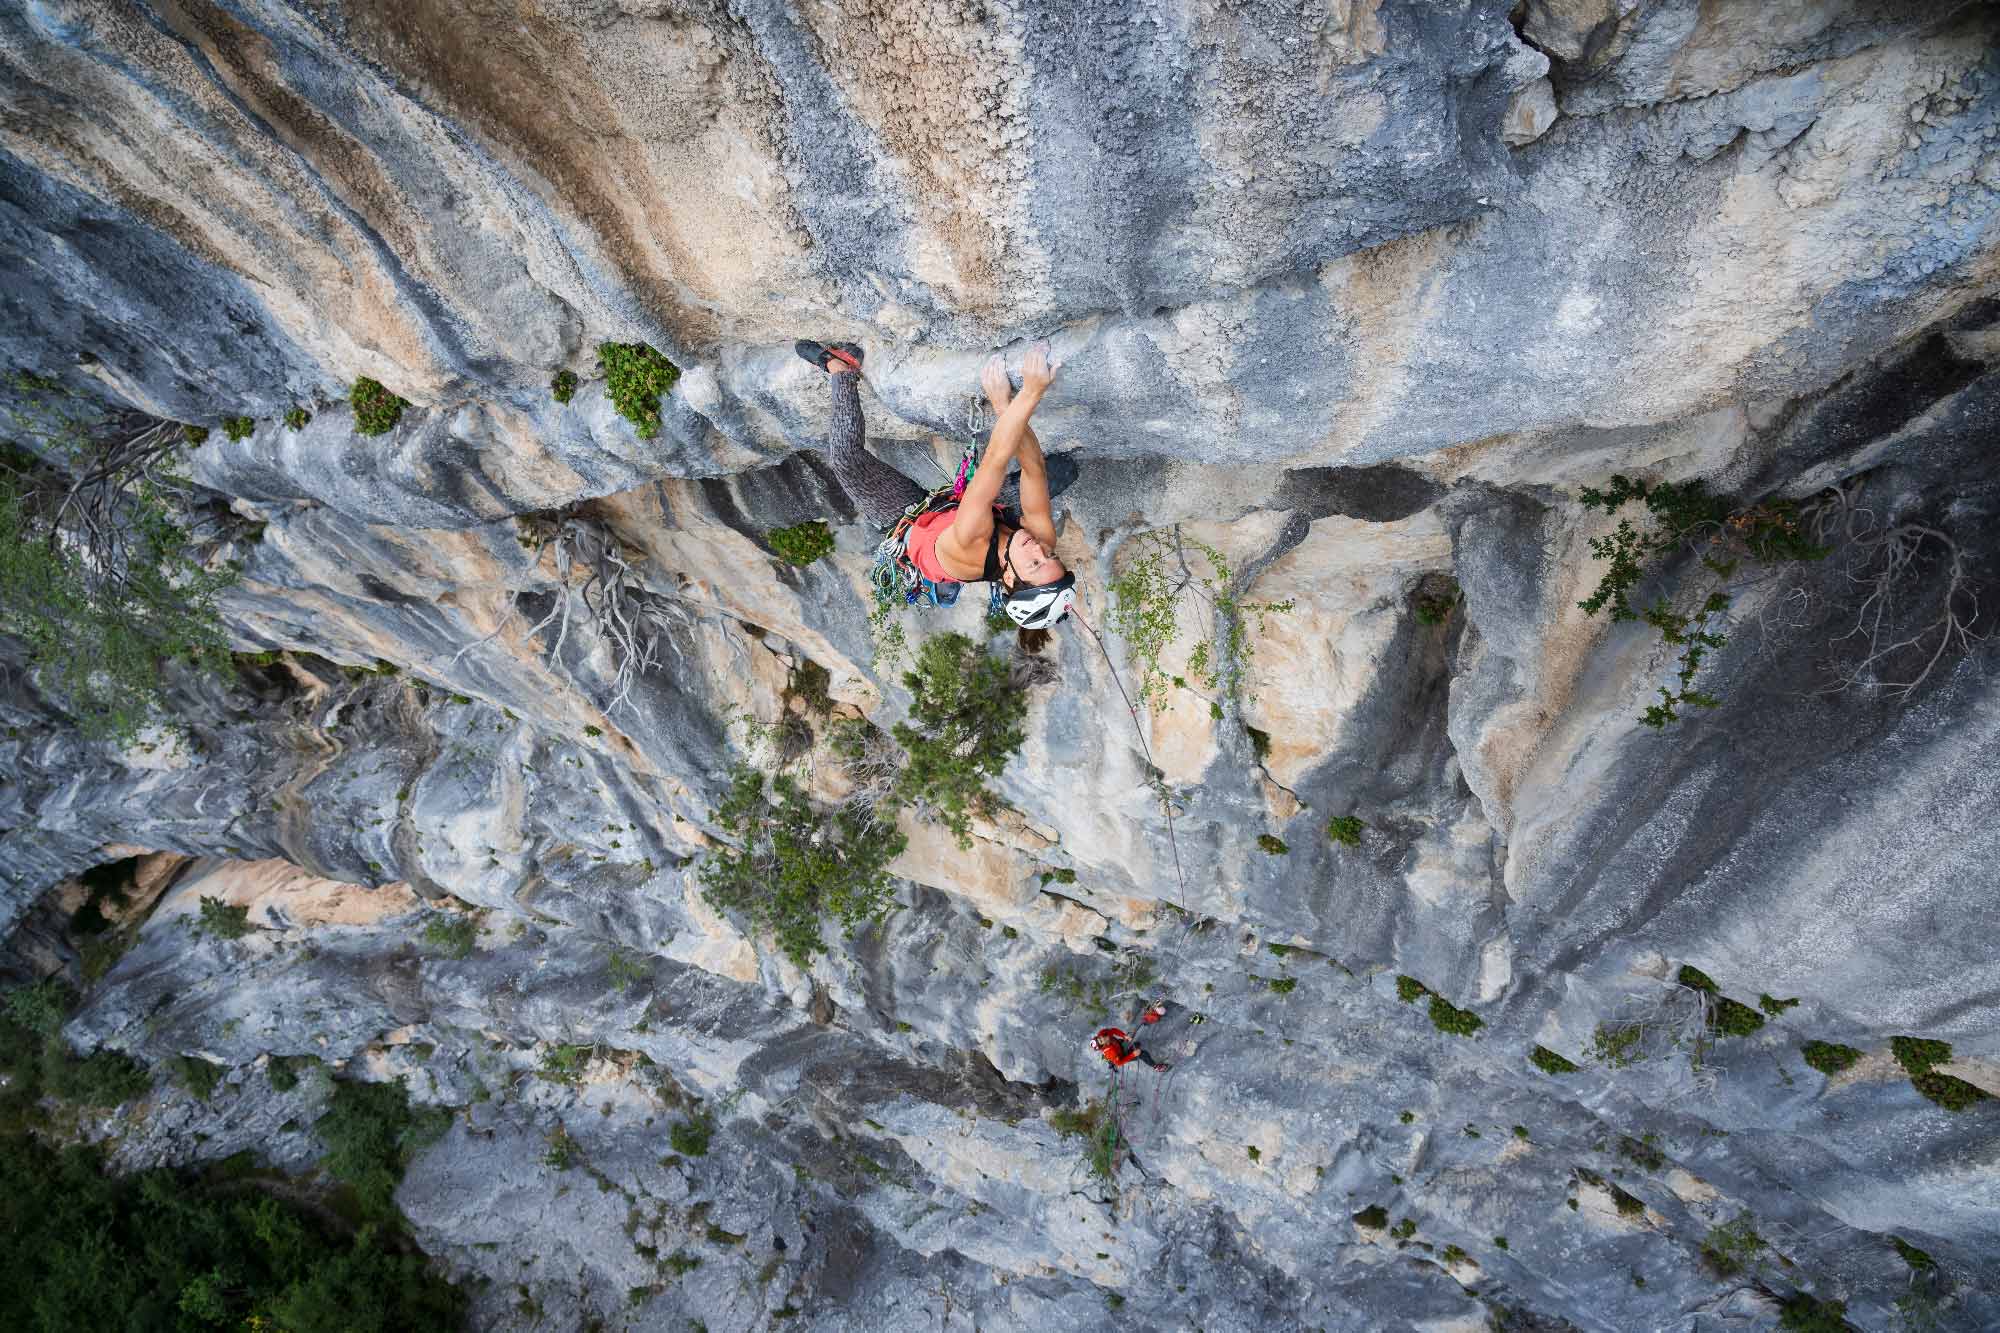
[1816, 521, 1981, 697]
[451, 509, 685, 717]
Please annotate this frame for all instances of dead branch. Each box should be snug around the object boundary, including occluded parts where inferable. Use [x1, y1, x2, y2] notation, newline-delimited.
[1816, 522, 1981, 697]
[454, 510, 685, 717]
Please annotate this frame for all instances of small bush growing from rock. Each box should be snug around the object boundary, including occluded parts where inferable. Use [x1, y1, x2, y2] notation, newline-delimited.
[1107, 526, 1293, 709]
[892, 633, 1028, 847]
[596, 341, 679, 439]
[542, 1124, 580, 1170]
[766, 520, 835, 567]
[1267, 976, 1297, 995]
[669, 1115, 712, 1157]
[1890, 1236, 1934, 1272]
[1531, 1045, 1580, 1075]
[1326, 815, 1365, 847]
[1429, 994, 1482, 1038]
[537, 1044, 591, 1086]
[1591, 1024, 1644, 1068]
[192, 895, 252, 940]
[267, 1053, 318, 1092]
[1610, 1186, 1645, 1217]
[1699, 1216, 1765, 1278]
[181, 423, 209, 445]
[1352, 1205, 1388, 1229]
[551, 369, 578, 403]
[1676, 964, 1718, 993]
[1710, 996, 1766, 1038]
[283, 406, 310, 430]
[421, 914, 477, 959]
[699, 767, 905, 968]
[1414, 579, 1460, 625]
[1396, 975, 1426, 1004]
[1389, 1218, 1417, 1240]
[1892, 1035, 1990, 1112]
[1440, 1244, 1470, 1265]
[1776, 1293, 1851, 1332]
[221, 415, 254, 442]
[606, 948, 646, 993]
[171, 1055, 224, 1100]
[1256, 834, 1288, 855]
[1759, 993, 1800, 1015]
[1575, 474, 1828, 727]
[349, 377, 408, 435]
[1040, 868, 1077, 886]
[1619, 1135, 1664, 1171]
[314, 1076, 451, 1224]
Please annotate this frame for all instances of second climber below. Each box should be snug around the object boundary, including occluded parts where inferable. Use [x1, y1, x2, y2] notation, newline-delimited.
[794, 337, 1077, 652]
[1091, 1002, 1171, 1073]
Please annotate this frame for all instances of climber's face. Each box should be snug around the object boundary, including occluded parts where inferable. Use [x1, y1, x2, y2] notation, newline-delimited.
[1005, 529, 1065, 589]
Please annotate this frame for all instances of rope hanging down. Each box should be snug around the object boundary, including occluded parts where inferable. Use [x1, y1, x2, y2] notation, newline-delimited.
[1066, 604, 1198, 949]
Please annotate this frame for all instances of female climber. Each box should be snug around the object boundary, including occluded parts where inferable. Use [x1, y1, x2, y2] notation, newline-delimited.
[794, 338, 1077, 651]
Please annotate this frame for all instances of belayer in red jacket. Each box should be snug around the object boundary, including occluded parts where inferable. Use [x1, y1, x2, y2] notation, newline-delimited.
[1091, 1003, 1170, 1072]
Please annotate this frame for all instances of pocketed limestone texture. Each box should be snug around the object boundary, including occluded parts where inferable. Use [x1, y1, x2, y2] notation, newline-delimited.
[2, 3, 1999, 1330]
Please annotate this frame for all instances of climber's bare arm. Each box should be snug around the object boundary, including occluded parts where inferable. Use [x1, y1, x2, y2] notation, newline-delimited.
[983, 354, 1060, 552]
[945, 342, 1060, 555]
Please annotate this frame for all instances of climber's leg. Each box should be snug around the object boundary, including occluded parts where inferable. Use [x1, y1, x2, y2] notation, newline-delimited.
[797, 341, 926, 529]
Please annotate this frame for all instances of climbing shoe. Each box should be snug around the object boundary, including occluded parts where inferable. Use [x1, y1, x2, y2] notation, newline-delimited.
[1153, 1062, 1173, 1072]
[794, 340, 864, 373]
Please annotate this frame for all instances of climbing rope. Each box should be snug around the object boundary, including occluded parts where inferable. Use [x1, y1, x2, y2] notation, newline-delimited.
[1065, 603, 1200, 954]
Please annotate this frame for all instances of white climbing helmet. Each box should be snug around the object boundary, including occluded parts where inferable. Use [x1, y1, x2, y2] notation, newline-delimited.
[1003, 571, 1077, 630]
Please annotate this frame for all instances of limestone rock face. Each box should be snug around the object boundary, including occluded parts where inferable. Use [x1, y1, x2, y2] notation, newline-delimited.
[2, 3, 1999, 1331]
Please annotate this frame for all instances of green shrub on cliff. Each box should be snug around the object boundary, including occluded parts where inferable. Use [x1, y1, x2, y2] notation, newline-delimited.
[596, 342, 679, 439]
[1892, 1035, 1990, 1112]
[0, 373, 237, 743]
[550, 368, 579, 404]
[222, 415, 255, 441]
[312, 1077, 451, 1225]
[349, 378, 408, 435]
[766, 519, 835, 567]
[698, 767, 905, 969]
[1575, 474, 1828, 727]
[891, 633, 1028, 847]
[283, 405, 311, 430]
[1800, 1040, 1861, 1076]
[1107, 526, 1293, 710]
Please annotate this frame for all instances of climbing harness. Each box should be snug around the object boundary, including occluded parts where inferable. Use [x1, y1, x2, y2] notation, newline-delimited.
[868, 438, 1011, 614]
